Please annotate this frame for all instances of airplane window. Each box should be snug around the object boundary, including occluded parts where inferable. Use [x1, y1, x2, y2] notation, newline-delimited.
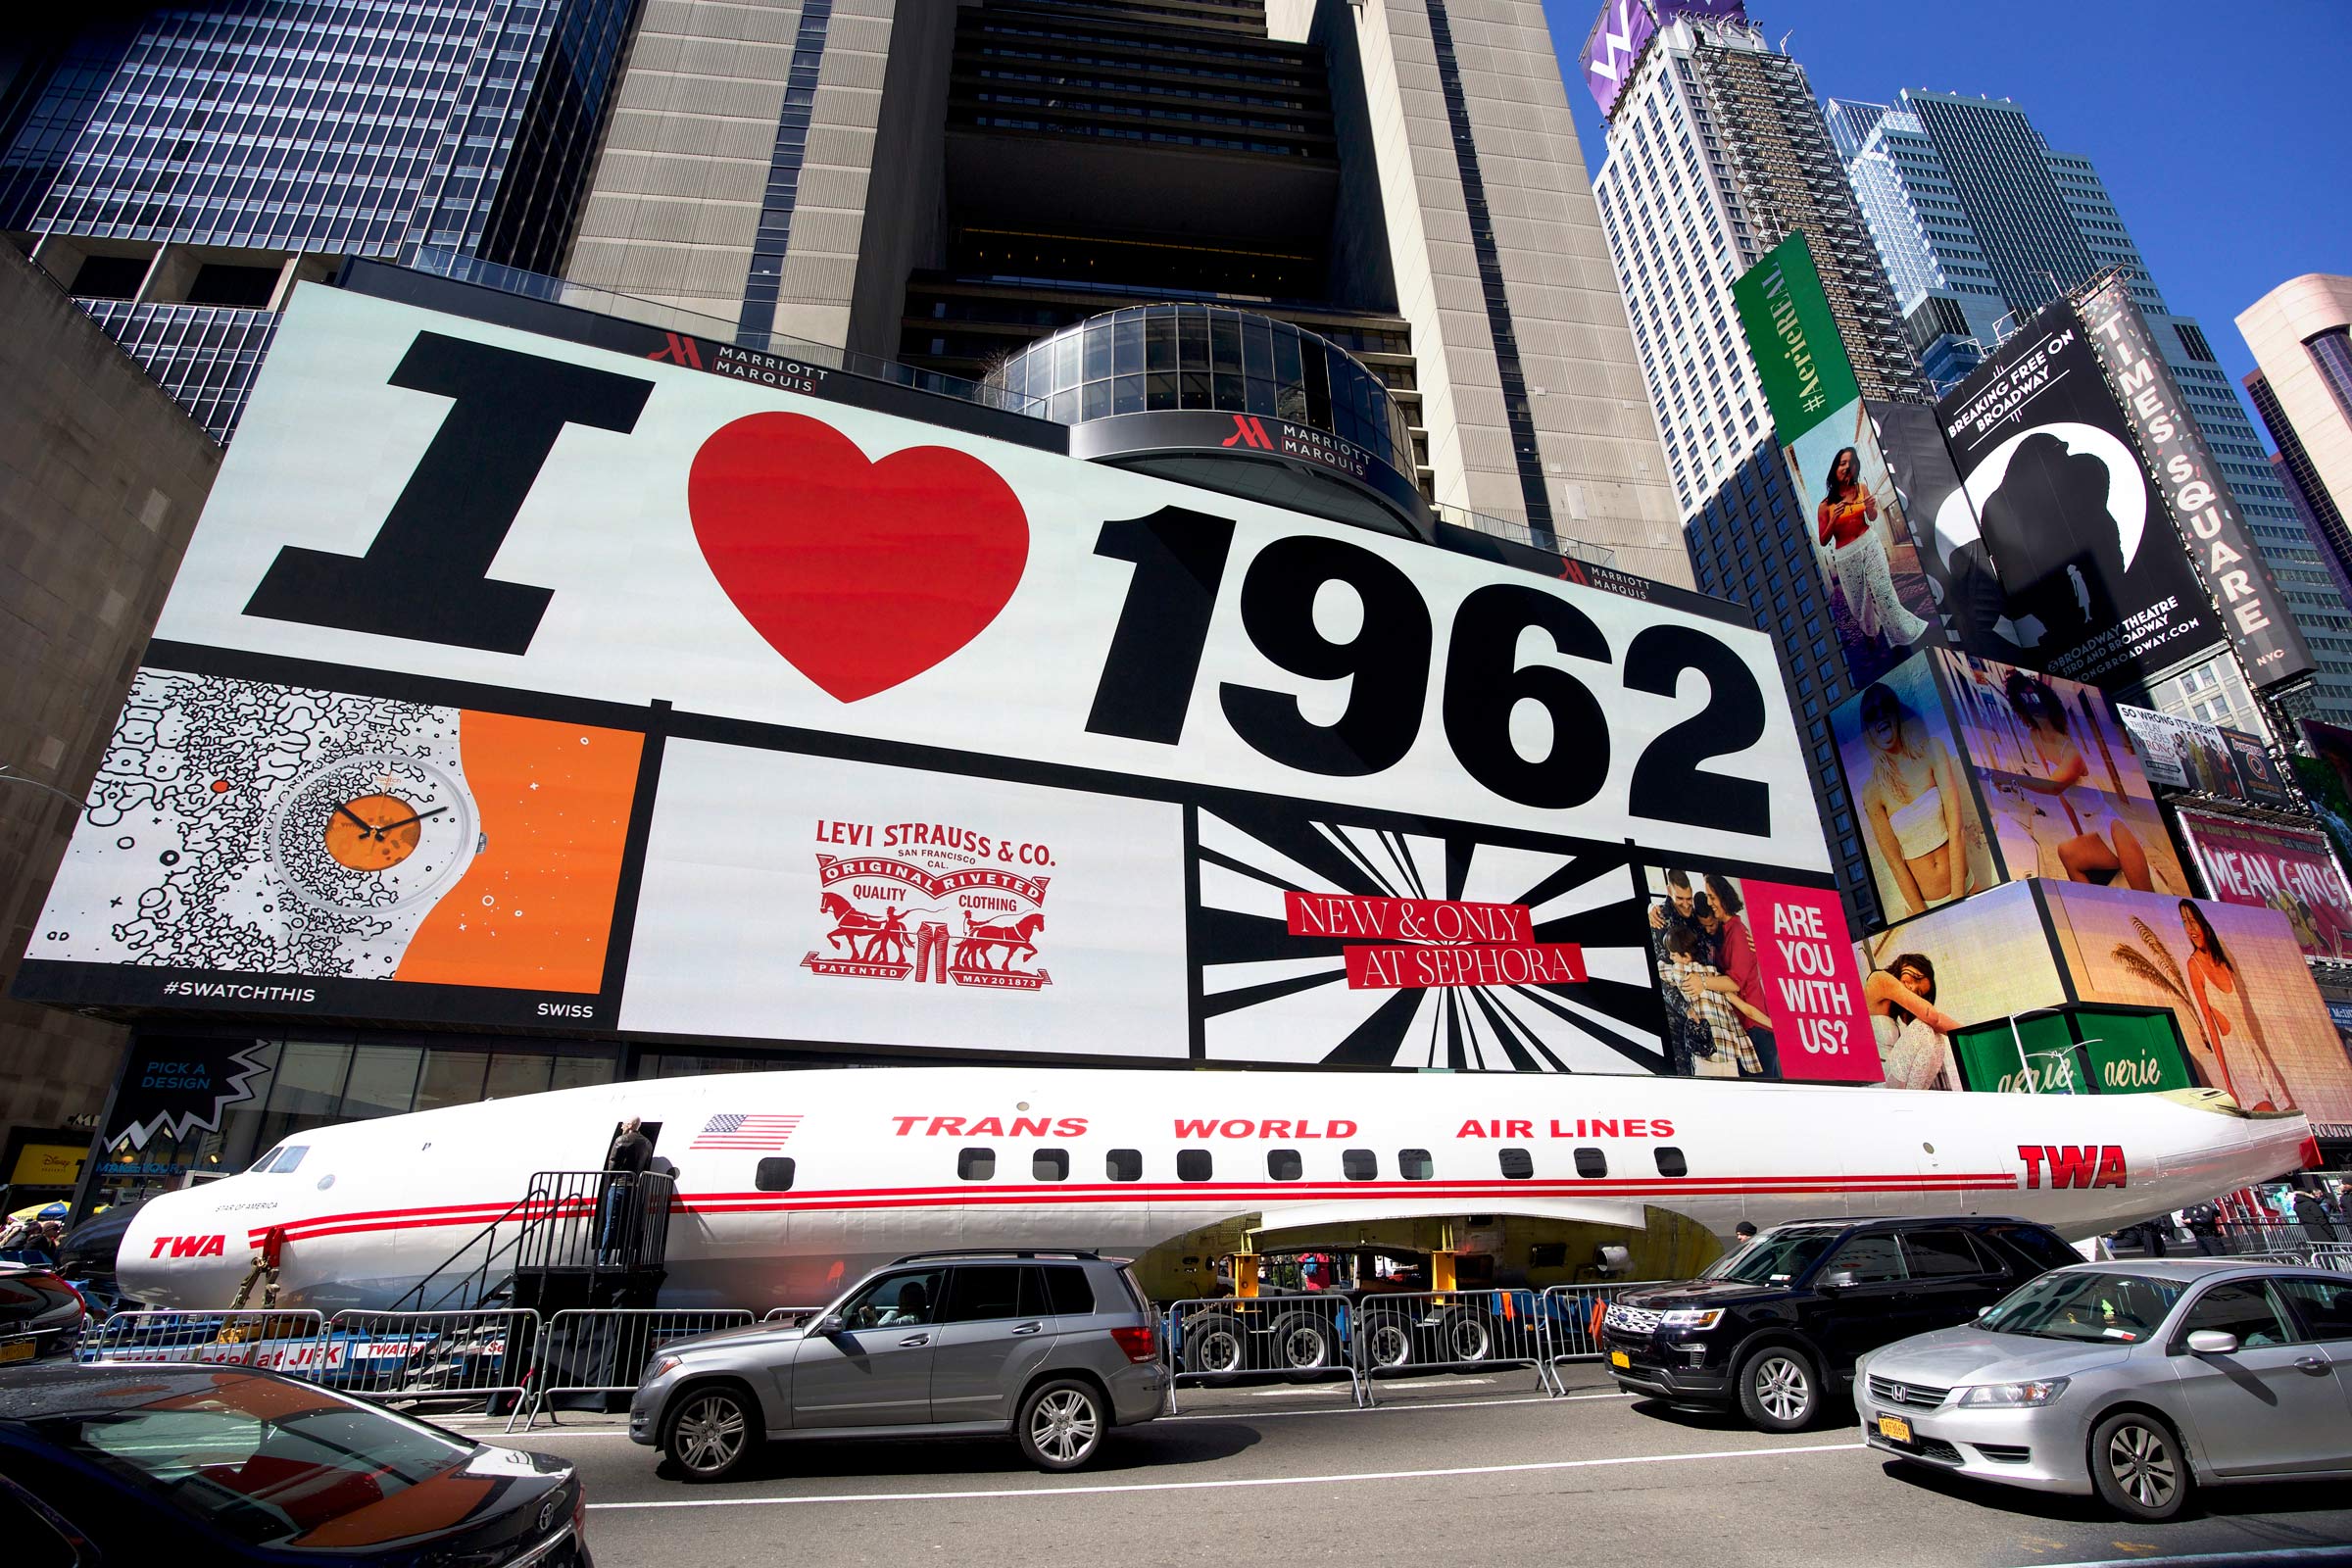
[1033, 1149, 1069, 1181]
[1398, 1149, 1434, 1181]
[1498, 1148, 1535, 1180]
[755, 1157, 796, 1192]
[957, 1148, 996, 1181]
[271, 1147, 309, 1174]
[1176, 1149, 1212, 1182]
[1106, 1149, 1143, 1182]
[246, 1146, 283, 1174]
[1267, 1149, 1302, 1181]
[1342, 1149, 1377, 1181]
[1573, 1148, 1606, 1178]
[1653, 1147, 1688, 1178]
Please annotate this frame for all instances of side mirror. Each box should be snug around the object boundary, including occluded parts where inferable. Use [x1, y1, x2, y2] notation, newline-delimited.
[811, 1313, 846, 1337]
[2185, 1330, 2238, 1355]
[1822, 1269, 1859, 1290]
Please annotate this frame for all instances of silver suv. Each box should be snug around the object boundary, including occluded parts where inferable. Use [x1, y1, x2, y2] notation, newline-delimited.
[629, 1250, 1168, 1481]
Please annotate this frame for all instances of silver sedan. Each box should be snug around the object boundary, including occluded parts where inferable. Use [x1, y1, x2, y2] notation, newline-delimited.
[1854, 1259, 2352, 1520]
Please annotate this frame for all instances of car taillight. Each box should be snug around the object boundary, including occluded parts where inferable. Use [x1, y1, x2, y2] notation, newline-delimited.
[1109, 1325, 1156, 1363]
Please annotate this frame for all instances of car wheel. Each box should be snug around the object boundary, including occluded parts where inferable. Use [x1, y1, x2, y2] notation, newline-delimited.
[1017, 1379, 1106, 1472]
[663, 1386, 760, 1483]
[1361, 1312, 1414, 1371]
[1269, 1312, 1336, 1377]
[1736, 1346, 1820, 1432]
[1434, 1308, 1494, 1365]
[2090, 1410, 2189, 1522]
[1181, 1313, 1248, 1380]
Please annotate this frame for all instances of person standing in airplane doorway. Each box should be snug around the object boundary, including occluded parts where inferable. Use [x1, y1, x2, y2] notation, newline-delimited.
[600, 1116, 653, 1264]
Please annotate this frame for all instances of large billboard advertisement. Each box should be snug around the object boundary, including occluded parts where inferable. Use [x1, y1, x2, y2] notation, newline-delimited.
[14, 281, 1838, 1073]
[1872, 400, 2008, 658]
[1939, 651, 2190, 897]
[1580, 0, 1657, 117]
[2116, 703, 2241, 796]
[1938, 304, 2222, 688]
[2076, 276, 2315, 691]
[2172, 808, 2352, 960]
[1851, 882, 2068, 1091]
[1829, 651, 1995, 923]
[1640, 866, 1873, 1083]
[1733, 236, 1941, 688]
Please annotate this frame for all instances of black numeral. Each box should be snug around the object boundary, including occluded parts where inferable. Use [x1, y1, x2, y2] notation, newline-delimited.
[1085, 508, 1237, 744]
[1441, 583, 1612, 808]
[1219, 536, 1430, 776]
[1624, 624, 1770, 837]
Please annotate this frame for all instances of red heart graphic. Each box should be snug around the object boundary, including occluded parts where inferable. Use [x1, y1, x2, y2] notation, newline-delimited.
[688, 412, 1030, 703]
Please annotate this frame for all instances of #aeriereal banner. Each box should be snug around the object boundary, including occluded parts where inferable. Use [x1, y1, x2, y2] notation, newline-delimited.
[15, 280, 1842, 1073]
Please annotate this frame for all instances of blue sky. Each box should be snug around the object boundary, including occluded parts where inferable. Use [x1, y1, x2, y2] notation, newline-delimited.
[1544, 0, 2352, 431]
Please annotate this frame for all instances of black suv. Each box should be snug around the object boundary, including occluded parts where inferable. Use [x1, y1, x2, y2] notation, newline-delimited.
[1599, 1216, 2079, 1431]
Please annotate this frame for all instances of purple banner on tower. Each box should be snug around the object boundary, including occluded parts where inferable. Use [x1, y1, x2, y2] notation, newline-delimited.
[1580, 0, 1657, 117]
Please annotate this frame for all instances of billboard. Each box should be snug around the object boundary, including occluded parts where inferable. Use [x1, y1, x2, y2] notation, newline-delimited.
[2042, 882, 2352, 1123]
[1946, 1007, 2195, 1098]
[1939, 652, 2190, 897]
[15, 281, 1837, 1074]
[1733, 236, 1941, 688]
[1872, 400, 2008, 658]
[2115, 704, 2240, 796]
[2173, 807, 2352, 960]
[1580, 0, 1657, 117]
[1938, 304, 2222, 688]
[1852, 882, 2068, 1091]
[2077, 276, 2315, 691]
[2223, 728, 2295, 809]
[1640, 866, 1873, 1083]
[1829, 651, 1995, 923]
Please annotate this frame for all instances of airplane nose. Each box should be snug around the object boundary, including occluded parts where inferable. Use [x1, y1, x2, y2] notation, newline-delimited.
[118, 1189, 250, 1310]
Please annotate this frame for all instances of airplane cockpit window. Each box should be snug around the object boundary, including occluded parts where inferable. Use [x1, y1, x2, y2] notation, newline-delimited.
[1033, 1149, 1069, 1181]
[270, 1147, 309, 1174]
[957, 1148, 996, 1181]
[1342, 1149, 1377, 1181]
[1498, 1148, 1535, 1180]
[1398, 1149, 1434, 1181]
[246, 1146, 283, 1174]
[1176, 1149, 1212, 1182]
[755, 1157, 796, 1192]
[1267, 1149, 1303, 1181]
[1573, 1148, 1606, 1178]
[1654, 1147, 1689, 1178]
[1106, 1149, 1143, 1182]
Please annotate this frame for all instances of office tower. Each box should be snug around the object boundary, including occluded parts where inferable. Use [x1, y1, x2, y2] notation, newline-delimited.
[0, 0, 641, 439]
[2241, 276, 2352, 612]
[1824, 90, 2352, 724]
[1587, 9, 1924, 521]
[561, 0, 1686, 574]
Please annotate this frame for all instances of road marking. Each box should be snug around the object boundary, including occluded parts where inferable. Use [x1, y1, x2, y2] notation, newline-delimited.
[1169, 1391, 1630, 1422]
[2024, 1549, 2352, 1568]
[586, 1439, 1863, 1510]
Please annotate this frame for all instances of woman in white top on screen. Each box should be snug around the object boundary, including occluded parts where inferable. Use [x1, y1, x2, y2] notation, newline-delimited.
[1857, 681, 1972, 917]
[2001, 669, 2156, 891]
[1865, 953, 1962, 1092]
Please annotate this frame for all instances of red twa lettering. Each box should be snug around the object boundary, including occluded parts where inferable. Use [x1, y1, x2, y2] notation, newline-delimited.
[2018, 1145, 2125, 1189]
[152, 1235, 226, 1259]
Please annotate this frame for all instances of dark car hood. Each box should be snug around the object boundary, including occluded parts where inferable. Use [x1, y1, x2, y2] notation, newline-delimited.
[281, 1442, 572, 1554]
[1616, 1278, 1796, 1309]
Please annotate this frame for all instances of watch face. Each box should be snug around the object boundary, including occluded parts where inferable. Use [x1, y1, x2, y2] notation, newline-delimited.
[266, 754, 476, 917]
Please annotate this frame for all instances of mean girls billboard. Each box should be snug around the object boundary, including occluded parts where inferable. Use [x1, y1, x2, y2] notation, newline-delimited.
[14, 279, 1842, 1075]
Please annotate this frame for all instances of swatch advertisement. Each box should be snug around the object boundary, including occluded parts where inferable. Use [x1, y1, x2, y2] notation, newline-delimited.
[1829, 651, 1996, 924]
[2172, 807, 2352, 961]
[1642, 865, 1875, 1083]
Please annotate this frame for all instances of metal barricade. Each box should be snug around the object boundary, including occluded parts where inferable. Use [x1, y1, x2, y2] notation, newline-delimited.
[761, 1305, 827, 1327]
[79, 1310, 329, 1372]
[1349, 1288, 1560, 1403]
[515, 1307, 755, 1430]
[1539, 1280, 1671, 1387]
[1163, 1294, 1364, 1411]
[324, 1309, 542, 1412]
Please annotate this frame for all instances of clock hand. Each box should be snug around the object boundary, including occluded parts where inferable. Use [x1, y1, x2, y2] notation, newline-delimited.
[334, 803, 377, 833]
[371, 805, 450, 836]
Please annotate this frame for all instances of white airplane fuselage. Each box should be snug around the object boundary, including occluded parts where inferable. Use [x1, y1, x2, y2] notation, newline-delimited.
[117, 1067, 2312, 1313]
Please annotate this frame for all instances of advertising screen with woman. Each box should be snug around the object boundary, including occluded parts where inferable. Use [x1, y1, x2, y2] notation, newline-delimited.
[1849, 882, 2068, 1092]
[1786, 398, 1942, 688]
[1829, 651, 1997, 924]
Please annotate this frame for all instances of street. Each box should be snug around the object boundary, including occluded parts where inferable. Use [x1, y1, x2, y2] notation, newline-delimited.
[462, 1370, 2352, 1568]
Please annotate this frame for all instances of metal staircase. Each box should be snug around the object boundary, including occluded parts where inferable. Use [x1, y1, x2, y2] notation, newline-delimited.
[387, 1170, 674, 1313]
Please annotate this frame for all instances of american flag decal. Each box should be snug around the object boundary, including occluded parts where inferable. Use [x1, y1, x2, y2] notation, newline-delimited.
[689, 1113, 802, 1151]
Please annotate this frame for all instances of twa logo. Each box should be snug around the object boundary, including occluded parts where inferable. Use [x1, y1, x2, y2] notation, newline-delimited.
[1221, 415, 1275, 451]
[2017, 1145, 2128, 1190]
[646, 331, 704, 369]
[149, 1234, 227, 1259]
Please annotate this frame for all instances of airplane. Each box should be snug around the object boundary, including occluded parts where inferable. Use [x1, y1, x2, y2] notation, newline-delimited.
[116, 1065, 2316, 1314]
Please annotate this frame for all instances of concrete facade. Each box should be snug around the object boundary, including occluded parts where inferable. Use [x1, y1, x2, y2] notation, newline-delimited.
[0, 245, 220, 1135]
[2241, 274, 2352, 542]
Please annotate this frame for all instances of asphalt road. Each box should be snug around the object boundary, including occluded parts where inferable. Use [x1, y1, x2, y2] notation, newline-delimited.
[461, 1370, 2352, 1568]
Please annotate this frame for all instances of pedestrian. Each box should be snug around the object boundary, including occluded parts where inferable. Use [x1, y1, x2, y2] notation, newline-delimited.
[2185, 1200, 2224, 1256]
[1733, 1221, 1758, 1246]
[2293, 1185, 2340, 1245]
[2138, 1216, 2169, 1258]
[600, 1116, 653, 1264]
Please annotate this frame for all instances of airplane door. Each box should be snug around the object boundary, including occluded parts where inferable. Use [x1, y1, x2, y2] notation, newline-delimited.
[789, 1268, 945, 1429]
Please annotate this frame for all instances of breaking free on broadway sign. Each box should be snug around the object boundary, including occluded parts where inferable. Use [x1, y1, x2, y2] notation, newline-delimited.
[15, 280, 1848, 1076]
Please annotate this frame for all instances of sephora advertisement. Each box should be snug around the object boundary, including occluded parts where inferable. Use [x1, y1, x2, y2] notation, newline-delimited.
[15, 281, 1838, 1073]
[2173, 808, 2352, 961]
[1938, 305, 2221, 688]
[2077, 276, 2314, 691]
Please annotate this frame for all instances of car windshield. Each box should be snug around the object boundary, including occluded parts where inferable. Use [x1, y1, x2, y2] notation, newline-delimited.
[1980, 1270, 2184, 1344]
[1704, 1231, 1837, 1285]
[34, 1371, 474, 1548]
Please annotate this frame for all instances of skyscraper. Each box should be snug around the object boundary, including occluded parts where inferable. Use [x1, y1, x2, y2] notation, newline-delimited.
[1825, 91, 2352, 726]
[558, 0, 1687, 573]
[2241, 275, 2352, 615]
[0, 0, 642, 438]
[1587, 8, 1924, 520]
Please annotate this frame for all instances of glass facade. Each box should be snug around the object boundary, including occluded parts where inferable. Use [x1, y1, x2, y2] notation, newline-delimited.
[988, 304, 1415, 476]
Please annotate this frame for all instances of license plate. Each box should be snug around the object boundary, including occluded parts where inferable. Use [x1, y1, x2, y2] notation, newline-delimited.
[0, 1340, 35, 1364]
[1876, 1414, 1911, 1445]
[1610, 1350, 1630, 1369]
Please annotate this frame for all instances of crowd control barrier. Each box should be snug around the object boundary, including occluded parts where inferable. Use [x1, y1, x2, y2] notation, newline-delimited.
[1538, 1281, 1671, 1373]
[515, 1308, 755, 1430]
[1163, 1295, 1365, 1410]
[1349, 1289, 1559, 1402]
[762, 1305, 828, 1327]
[324, 1309, 542, 1410]
[80, 1310, 329, 1371]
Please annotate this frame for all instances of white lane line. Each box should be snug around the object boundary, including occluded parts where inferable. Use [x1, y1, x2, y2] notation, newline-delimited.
[586, 1439, 1863, 1510]
[2027, 1550, 2352, 1568]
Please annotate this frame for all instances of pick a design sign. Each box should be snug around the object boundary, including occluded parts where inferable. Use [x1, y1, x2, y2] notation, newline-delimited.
[1747, 881, 1876, 1083]
[687, 411, 1030, 702]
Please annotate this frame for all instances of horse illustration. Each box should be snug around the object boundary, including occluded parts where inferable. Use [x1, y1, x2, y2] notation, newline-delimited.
[953, 910, 1045, 972]
[820, 893, 909, 964]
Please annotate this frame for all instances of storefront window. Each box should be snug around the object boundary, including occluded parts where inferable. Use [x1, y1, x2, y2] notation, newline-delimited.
[416, 1049, 491, 1112]
[253, 1041, 355, 1154]
[484, 1053, 555, 1101]
[340, 1045, 423, 1120]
